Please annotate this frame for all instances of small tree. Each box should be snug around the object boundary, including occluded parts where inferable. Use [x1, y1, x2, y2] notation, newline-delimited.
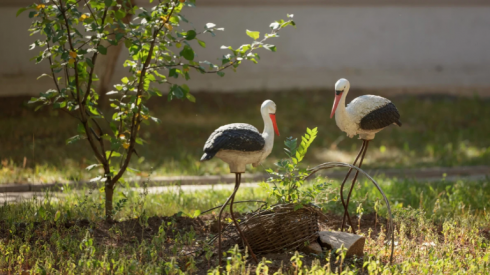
[19, 0, 295, 219]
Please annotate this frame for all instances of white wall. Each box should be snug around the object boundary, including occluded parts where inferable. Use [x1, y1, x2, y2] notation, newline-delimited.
[1, 5, 490, 96]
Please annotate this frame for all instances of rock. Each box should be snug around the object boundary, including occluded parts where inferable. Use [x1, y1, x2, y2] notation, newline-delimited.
[301, 241, 323, 255]
[318, 231, 365, 257]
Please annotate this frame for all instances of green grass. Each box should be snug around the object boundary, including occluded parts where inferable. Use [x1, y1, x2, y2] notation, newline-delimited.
[1, 176, 489, 273]
[1, 92, 490, 184]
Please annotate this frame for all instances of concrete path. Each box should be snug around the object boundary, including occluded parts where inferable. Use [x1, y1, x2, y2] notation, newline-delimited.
[1, 165, 489, 194]
[0, 183, 259, 204]
[1, 169, 488, 204]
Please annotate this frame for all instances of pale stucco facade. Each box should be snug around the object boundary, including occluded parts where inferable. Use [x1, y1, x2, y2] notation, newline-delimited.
[1, 1, 489, 96]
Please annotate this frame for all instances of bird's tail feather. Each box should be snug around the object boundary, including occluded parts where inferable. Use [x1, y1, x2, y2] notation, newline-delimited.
[395, 120, 402, 127]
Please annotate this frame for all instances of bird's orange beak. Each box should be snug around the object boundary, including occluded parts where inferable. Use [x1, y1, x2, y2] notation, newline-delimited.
[269, 113, 280, 136]
[330, 93, 342, 118]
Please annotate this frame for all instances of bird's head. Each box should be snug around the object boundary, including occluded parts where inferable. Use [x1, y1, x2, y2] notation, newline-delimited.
[261, 100, 280, 136]
[331, 78, 350, 118]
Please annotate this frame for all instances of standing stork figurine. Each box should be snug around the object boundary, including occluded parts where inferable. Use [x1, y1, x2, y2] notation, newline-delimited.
[330, 78, 401, 232]
[200, 99, 280, 265]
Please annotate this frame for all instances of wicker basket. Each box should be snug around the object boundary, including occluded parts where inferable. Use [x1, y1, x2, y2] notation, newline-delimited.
[238, 204, 321, 254]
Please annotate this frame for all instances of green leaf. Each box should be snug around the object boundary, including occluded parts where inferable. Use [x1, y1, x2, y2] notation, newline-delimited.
[197, 39, 206, 48]
[66, 135, 84, 145]
[184, 30, 197, 40]
[270, 22, 281, 30]
[150, 116, 161, 124]
[246, 30, 260, 40]
[239, 44, 251, 53]
[171, 85, 184, 99]
[85, 58, 94, 68]
[135, 137, 144, 145]
[28, 97, 40, 104]
[104, 0, 113, 7]
[127, 167, 141, 173]
[186, 93, 196, 103]
[107, 151, 121, 159]
[86, 164, 100, 171]
[38, 206, 46, 220]
[115, 10, 125, 20]
[97, 45, 107, 55]
[263, 44, 277, 52]
[181, 84, 190, 94]
[16, 7, 27, 17]
[169, 69, 179, 78]
[115, 33, 124, 42]
[110, 138, 121, 150]
[28, 11, 37, 18]
[217, 71, 225, 77]
[148, 88, 162, 97]
[54, 210, 61, 222]
[180, 45, 194, 61]
[53, 101, 67, 109]
[77, 123, 85, 134]
[124, 39, 132, 48]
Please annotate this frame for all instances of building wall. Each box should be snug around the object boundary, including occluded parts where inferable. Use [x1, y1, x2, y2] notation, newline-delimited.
[1, 1, 490, 96]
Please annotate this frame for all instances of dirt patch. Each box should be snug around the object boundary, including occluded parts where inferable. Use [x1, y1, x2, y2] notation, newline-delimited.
[0, 211, 390, 274]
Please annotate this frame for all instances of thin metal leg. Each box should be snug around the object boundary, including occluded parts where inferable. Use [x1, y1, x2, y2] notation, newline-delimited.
[342, 140, 370, 232]
[340, 140, 366, 232]
[230, 173, 259, 263]
[217, 177, 239, 267]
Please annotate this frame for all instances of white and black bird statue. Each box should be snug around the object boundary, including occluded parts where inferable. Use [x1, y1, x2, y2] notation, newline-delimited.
[201, 99, 280, 264]
[330, 78, 401, 231]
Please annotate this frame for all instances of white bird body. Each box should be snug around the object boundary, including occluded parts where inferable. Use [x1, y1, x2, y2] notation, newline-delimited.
[330, 78, 402, 232]
[201, 100, 279, 173]
[332, 79, 401, 140]
[201, 100, 279, 264]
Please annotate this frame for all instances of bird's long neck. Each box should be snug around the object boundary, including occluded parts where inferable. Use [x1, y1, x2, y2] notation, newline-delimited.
[261, 110, 274, 148]
[335, 89, 352, 127]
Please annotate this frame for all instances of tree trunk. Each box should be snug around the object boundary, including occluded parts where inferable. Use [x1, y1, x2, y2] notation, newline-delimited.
[105, 182, 115, 220]
[97, 0, 136, 108]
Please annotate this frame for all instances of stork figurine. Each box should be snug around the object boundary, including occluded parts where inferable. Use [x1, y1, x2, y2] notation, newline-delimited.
[330, 78, 401, 231]
[201, 99, 280, 265]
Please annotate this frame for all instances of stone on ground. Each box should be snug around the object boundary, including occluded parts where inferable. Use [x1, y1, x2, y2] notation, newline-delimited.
[301, 241, 323, 254]
[318, 231, 365, 257]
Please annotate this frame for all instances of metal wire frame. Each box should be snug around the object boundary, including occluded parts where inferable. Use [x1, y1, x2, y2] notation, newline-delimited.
[307, 162, 394, 264]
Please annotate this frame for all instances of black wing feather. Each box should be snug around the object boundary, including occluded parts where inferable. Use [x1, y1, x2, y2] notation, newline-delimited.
[201, 123, 265, 161]
[360, 102, 402, 130]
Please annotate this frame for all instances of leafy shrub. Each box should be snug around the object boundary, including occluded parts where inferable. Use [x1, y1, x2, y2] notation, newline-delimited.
[262, 127, 330, 208]
[19, 0, 295, 219]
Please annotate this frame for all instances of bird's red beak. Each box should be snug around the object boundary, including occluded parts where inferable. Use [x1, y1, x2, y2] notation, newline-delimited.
[269, 113, 280, 136]
[330, 93, 342, 118]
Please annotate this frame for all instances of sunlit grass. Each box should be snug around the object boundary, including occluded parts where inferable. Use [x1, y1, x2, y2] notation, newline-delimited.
[1, 176, 489, 274]
[2, 176, 489, 223]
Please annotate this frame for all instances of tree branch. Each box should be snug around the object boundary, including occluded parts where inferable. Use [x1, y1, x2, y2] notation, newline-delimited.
[147, 23, 289, 74]
[83, 7, 109, 104]
[59, 0, 106, 166]
[112, 0, 178, 184]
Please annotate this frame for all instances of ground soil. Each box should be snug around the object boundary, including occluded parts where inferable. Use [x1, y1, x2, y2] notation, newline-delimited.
[2, 209, 488, 274]
[0, 210, 390, 274]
